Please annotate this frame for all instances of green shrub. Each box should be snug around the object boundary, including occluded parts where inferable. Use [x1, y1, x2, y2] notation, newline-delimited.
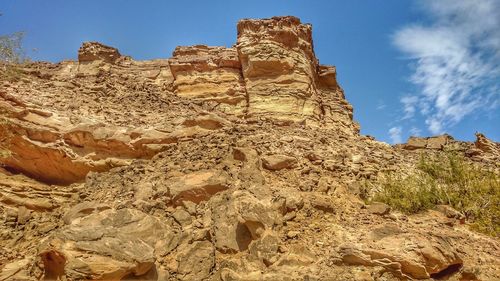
[368, 153, 500, 236]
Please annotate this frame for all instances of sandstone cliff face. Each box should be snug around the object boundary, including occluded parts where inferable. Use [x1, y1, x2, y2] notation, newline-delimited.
[0, 16, 499, 281]
[237, 17, 319, 122]
[167, 16, 355, 128]
[237, 17, 354, 129]
[169, 45, 246, 113]
[0, 16, 357, 185]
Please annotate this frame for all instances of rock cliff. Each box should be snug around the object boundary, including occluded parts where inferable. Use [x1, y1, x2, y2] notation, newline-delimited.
[0, 16, 498, 281]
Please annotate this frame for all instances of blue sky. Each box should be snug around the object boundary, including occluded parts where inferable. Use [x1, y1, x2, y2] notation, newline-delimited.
[1, 0, 498, 143]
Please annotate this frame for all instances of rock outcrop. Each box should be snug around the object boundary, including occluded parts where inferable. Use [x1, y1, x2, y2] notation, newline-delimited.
[78, 41, 122, 64]
[468, 133, 500, 163]
[402, 134, 454, 150]
[0, 16, 499, 281]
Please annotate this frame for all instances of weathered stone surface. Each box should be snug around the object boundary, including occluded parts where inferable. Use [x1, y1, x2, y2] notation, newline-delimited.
[426, 135, 451, 149]
[262, 154, 297, 170]
[475, 133, 498, 154]
[169, 45, 246, 114]
[402, 135, 453, 150]
[154, 16, 357, 129]
[176, 241, 215, 280]
[339, 234, 463, 279]
[78, 42, 122, 63]
[367, 202, 391, 215]
[0, 258, 34, 281]
[404, 137, 429, 150]
[248, 233, 280, 266]
[16, 206, 31, 224]
[235, 16, 354, 127]
[237, 16, 319, 123]
[172, 208, 192, 227]
[0, 172, 69, 210]
[233, 147, 259, 162]
[167, 169, 231, 206]
[210, 191, 278, 252]
[0, 91, 218, 184]
[62, 201, 110, 224]
[469, 133, 500, 164]
[39, 208, 179, 280]
[307, 193, 335, 213]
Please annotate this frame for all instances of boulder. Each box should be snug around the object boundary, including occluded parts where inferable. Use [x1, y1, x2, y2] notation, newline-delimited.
[339, 234, 462, 279]
[262, 155, 297, 170]
[248, 233, 280, 266]
[172, 208, 193, 227]
[367, 202, 391, 215]
[233, 147, 259, 162]
[167, 169, 231, 206]
[39, 208, 180, 280]
[210, 191, 278, 252]
[307, 193, 335, 213]
[176, 241, 215, 280]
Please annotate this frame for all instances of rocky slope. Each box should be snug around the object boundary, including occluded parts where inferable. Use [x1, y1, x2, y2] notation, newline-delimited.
[0, 16, 499, 281]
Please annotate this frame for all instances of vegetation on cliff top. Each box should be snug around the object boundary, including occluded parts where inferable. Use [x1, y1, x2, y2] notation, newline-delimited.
[1, 13, 28, 80]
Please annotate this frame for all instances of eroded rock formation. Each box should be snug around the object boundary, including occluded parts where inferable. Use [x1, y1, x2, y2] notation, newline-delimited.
[1, 16, 499, 281]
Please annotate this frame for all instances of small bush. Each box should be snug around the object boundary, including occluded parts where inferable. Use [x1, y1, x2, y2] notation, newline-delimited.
[0, 31, 28, 81]
[368, 153, 500, 236]
[0, 31, 26, 63]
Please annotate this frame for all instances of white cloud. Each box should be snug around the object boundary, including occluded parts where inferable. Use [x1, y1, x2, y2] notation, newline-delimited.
[388, 126, 403, 144]
[376, 101, 386, 110]
[409, 127, 422, 136]
[400, 95, 418, 119]
[393, 0, 500, 134]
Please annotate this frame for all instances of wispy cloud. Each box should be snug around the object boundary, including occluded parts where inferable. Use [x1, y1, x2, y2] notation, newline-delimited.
[409, 127, 422, 136]
[400, 95, 418, 119]
[376, 101, 387, 111]
[393, 0, 500, 134]
[388, 126, 403, 144]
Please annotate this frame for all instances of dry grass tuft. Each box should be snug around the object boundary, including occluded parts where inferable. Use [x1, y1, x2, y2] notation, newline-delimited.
[365, 153, 499, 237]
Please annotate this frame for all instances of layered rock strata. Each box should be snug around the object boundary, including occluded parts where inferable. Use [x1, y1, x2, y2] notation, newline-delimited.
[0, 16, 358, 185]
